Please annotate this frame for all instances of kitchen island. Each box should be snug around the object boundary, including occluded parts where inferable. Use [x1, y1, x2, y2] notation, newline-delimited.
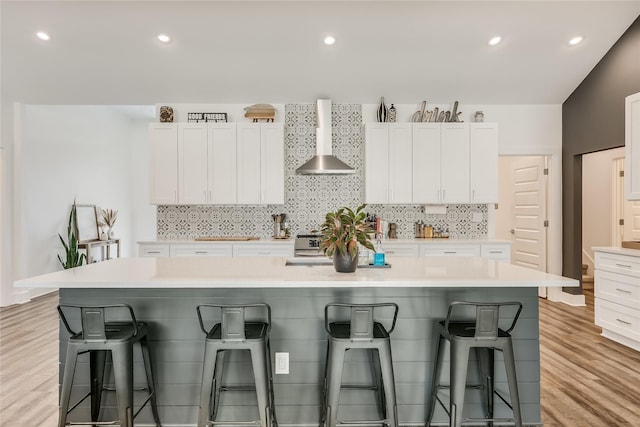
[16, 256, 577, 426]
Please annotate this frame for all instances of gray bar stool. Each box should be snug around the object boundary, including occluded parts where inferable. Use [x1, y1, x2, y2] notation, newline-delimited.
[57, 304, 161, 427]
[196, 303, 277, 427]
[322, 303, 399, 427]
[426, 301, 523, 427]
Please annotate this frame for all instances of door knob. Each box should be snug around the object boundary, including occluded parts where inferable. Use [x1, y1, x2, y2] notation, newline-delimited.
[509, 229, 515, 234]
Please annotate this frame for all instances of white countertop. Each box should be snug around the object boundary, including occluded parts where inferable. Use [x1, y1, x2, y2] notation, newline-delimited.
[15, 256, 576, 289]
[593, 246, 640, 257]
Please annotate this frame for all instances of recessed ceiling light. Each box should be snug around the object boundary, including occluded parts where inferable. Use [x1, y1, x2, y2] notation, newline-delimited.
[324, 36, 336, 46]
[569, 36, 583, 46]
[157, 34, 171, 44]
[488, 36, 502, 46]
[36, 31, 51, 41]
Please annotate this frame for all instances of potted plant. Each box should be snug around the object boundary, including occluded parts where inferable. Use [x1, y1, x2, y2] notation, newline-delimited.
[58, 201, 86, 269]
[320, 204, 375, 273]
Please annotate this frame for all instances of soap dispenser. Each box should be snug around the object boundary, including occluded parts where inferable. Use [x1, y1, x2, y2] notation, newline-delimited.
[373, 236, 385, 266]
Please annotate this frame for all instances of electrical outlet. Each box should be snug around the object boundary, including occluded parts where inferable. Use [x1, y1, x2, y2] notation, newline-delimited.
[275, 352, 289, 374]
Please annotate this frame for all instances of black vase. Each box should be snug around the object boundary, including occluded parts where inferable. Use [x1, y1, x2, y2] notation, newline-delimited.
[333, 249, 358, 273]
[377, 97, 388, 123]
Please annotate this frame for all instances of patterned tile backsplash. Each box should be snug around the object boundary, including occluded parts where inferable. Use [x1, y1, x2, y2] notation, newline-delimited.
[156, 104, 488, 240]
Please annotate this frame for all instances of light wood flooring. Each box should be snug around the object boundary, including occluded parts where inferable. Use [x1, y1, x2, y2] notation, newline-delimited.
[1, 289, 639, 426]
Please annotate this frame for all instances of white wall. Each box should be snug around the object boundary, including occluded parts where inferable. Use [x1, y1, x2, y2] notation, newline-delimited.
[1, 99, 16, 306]
[582, 147, 625, 275]
[6, 104, 154, 305]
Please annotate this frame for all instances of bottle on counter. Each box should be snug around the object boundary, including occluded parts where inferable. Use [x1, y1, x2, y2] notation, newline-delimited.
[373, 236, 386, 266]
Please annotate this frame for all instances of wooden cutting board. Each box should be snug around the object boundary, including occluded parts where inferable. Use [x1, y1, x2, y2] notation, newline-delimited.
[621, 241, 640, 250]
[194, 237, 260, 241]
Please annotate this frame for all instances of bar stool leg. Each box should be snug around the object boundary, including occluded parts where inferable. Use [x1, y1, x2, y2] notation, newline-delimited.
[59, 344, 79, 427]
[89, 350, 107, 423]
[449, 341, 470, 427]
[377, 342, 398, 427]
[198, 343, 220, 427]
[250, 345, 271, 427]
[111, 343, 134, 427]
[502, 340, 523, 427]
[325, 341, 347, 427]
[426, 334, 445, 426]
[475, 347, 495, 426]
[369, 349, 386, 419]
[265, 339, 278, 426]
[140, 337, 162, 426]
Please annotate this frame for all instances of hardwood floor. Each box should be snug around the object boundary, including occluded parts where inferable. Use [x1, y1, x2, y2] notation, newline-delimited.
[1, 289, 638, 426]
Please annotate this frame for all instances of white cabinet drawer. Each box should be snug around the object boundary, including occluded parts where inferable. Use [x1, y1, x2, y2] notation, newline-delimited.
[233, 244, 293, 257]
[595, 270, 640, 310]
[170, 244, 233, 257]
[139, 244, 170, 257]
[383, 243, 419, 257]
[419, 244, 480, 257]
[595, 252, 640, 275]
[595, 298, 640, 342]
[481, 244, 511, 261]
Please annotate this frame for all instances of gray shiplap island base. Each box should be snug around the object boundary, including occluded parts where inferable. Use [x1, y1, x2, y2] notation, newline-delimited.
[16, 256, 578, 427]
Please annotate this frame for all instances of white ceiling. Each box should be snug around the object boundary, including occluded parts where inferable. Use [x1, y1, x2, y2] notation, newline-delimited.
[1, 1, 639, 106]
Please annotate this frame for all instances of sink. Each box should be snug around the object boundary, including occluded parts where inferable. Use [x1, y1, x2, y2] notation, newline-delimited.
[285, 258, 332, 266]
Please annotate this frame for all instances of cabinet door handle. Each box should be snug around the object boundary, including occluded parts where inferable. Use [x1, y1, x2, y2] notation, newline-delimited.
[489, 250, 502, 254]
[615, 263, 632, 268]
[442, 189, 446, 200]
[174, 190, 177, 203]
[194, 251, 208, 255]
[616, 318, 632, 325]
[472, 189, 475, 201]
[615, 288, 632, 294]
[444, 251, 457, 255]
[147, 251, 161, 254]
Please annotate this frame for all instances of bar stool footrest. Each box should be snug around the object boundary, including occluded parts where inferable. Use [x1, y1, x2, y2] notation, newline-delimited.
[336, 419, 387, 426]
[208, 420, 261, 426]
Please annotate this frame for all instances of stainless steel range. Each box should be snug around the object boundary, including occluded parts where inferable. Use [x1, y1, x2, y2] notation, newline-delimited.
[294, 234, 324, 257]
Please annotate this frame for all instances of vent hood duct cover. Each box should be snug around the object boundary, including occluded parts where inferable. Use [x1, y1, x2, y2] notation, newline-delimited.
[295, 99, 355, 175]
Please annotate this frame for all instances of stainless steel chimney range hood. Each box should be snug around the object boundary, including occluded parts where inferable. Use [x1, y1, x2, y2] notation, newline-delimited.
[295, 99, 355, 175]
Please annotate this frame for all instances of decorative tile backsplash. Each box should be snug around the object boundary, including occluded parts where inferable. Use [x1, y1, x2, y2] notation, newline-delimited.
[156, 104, 488, 240]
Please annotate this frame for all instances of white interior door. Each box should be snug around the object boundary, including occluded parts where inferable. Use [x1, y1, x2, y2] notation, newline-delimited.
[508, 156, 548, 295]
[613, 157, 640, 243]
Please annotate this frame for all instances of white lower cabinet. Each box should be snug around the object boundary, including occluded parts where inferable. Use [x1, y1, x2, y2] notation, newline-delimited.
[594, 248, 640, 351]
[383, 242, 420, 257]
[233, 244, 294, 257]
[480, 243, 511, 261]
[139, 244, 170, 257]
[420, 243, 481, 257]
[170, 244, 233, 257]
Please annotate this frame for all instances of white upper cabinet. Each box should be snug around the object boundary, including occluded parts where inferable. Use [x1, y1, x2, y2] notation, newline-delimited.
[149, 123, 178, 205]
[440, 123, 470, 203]
[260, 123, 285, 204]
[209, 124, 237, 204]
[470, 123, 499, 203]
[412, 123, 441, 203]
[366, 122, 498, 205]
[626, 92, 640, 200]
[178, 123, 209, 204]
[364, 123, 413, 204]
[237, 123, 284, 205]
[150, 122, 283, 205]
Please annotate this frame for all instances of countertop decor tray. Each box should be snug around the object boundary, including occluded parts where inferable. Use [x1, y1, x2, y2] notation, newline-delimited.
[358, 263, 391, 269]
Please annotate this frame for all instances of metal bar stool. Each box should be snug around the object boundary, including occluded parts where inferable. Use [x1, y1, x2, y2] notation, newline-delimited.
[196, 303, 277, 427]
[57, 304, 161, 427]
[322, 302, 399, 427]
[426, 301, 524, 427]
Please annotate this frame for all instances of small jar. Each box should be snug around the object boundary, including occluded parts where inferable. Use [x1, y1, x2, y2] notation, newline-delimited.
[474, 111, 484, 122]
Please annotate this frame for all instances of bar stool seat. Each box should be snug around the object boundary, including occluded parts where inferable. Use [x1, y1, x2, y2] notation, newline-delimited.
[322, 302, 399, 427]
[197, 303, 277, 427]
[426, 301, 524, 427]
[57, 304, 161, 427]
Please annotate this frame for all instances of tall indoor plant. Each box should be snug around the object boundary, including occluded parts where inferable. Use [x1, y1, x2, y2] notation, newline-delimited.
[58, 200, 86, 269]
[320, 204, 375, 273]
